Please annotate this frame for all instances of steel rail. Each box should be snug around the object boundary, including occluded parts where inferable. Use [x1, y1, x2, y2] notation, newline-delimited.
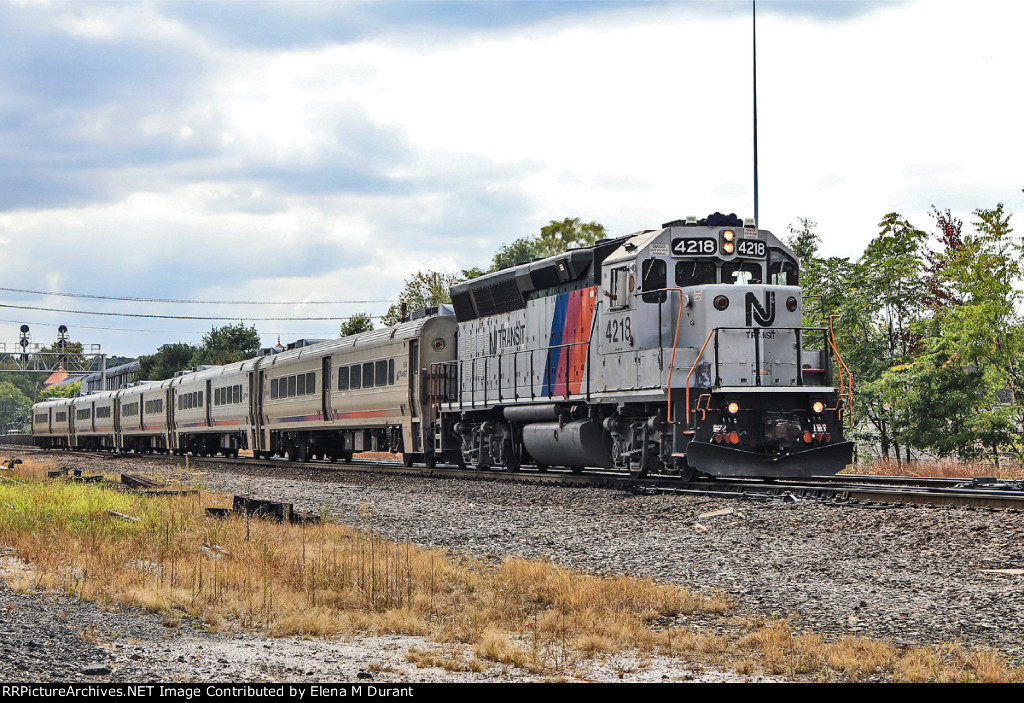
[20, 446, 1024, 511]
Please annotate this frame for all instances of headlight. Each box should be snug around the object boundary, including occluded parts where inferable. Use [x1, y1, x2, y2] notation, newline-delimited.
[727, 402, 740, 414]
[713, 295, 730, 311]
[812, 401, 825, 414]
[720, 229, 736, 255]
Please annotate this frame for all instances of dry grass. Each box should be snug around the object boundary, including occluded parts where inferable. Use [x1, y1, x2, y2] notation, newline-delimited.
[849, 458, 1024, 480]
[406, 645, 488, 673]
[3, 455, 1024, 681]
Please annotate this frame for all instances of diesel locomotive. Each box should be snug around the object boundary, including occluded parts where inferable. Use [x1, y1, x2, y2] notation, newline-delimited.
[33, 213, 853, 480]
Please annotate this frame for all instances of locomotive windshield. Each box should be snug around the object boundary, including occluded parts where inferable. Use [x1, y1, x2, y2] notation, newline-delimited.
[768, 249, 799, 285]
[722, 261, 762, 284]
[675, 260, 717, 287]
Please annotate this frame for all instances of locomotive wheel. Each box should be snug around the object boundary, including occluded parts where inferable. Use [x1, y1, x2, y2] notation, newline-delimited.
[402, 452, 415, 468]
[424, 451, 437, 469]
[629, 464, 649, 480]
[341, 451, 353, 464]
[674, 457, 697, 482]
[536, 462, 548, 473]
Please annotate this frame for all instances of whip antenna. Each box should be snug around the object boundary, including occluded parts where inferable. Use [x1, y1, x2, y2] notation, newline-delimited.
[752, 0, 759, 230]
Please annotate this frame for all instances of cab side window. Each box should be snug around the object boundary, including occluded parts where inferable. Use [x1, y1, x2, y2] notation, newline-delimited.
[609, 267, 630, 309]
[641, 259, 666, 303]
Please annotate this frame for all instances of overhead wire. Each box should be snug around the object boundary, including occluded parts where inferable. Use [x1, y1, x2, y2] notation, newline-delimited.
[0, 286, 396, 305]
[0, 319, 341, 336]
[0, 302, 385, 322]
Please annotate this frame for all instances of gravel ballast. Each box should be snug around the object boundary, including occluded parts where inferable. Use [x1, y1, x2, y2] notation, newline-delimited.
[3, 451, 1024, 681]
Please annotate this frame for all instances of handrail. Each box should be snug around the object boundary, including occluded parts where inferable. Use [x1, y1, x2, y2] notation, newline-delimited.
[826, 315, 854, 423]
[646, 288, 687, 423]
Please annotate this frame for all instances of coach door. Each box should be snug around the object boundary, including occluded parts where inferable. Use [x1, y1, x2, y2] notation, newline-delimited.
[409, 340, 419, 418]
[321, 357, 333, 422]
[205, 380, 213, 428]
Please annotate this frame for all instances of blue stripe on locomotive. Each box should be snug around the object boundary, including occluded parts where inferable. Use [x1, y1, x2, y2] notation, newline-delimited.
[542, 292, 569, 396]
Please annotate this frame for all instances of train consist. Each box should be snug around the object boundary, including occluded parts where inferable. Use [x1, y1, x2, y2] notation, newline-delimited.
[33, 213, 853, 479]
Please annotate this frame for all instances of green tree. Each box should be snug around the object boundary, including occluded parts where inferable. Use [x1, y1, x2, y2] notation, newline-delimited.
[786, 217, 823, 264]
[340, 313, 375, 337]
[381, 271, 460, 326]
[138, 343, 197, 381]
[37, 339, 87, 372]
[401, 217, 607, 323]
[908, 203, 1023, 460]
[190, 323, 262, 367]
[490, 217, 606, 272]
[854, 214, 929, 462]
[38, 382, 81, 400]
[0, 380, 33, 432]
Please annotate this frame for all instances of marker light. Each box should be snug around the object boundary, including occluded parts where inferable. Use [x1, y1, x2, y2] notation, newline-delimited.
[812, 401, 825, 414]
[727, 402, 740, 414]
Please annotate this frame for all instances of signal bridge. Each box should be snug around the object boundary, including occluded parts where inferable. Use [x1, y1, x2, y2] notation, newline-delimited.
[0, 324, 104, 375]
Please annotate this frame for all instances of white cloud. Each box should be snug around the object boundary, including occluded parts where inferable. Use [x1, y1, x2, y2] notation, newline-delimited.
[2, 0, 1023, 356]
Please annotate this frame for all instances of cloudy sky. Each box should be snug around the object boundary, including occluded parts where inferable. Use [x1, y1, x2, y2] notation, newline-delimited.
[1, 0, 1021, 359]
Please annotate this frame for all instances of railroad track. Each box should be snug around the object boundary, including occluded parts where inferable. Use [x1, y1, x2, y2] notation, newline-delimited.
[11, 444, 1024, 511]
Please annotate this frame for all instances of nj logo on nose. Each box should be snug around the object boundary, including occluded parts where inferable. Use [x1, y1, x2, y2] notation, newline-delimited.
[745, 291, 776, 326]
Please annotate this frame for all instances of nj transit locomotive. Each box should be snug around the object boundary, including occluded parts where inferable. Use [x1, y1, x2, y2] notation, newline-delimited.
[33, 213, 853, 479]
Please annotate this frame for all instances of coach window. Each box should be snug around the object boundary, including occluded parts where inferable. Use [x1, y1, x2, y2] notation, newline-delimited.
[722, 261, 762, 285]
[271, 379, 279, 399]
[675, 260, 718, 287]
[388, 359, 395, 385]
[234, 385, 242, 404]
[297, 373, 306, 396]
[768, 250, 799, 286]
[306, 372, 315, 395]
[285, 375, 295, 397]
[363, 361, 375, 388]
[338, 366, 349, 391]
[351, 364, 362, 389]
[641, 259, 667, 303]
[375, 360, 387, 387]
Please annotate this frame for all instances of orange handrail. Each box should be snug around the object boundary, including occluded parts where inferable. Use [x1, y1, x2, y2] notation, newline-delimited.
[651, 288, 688, 424]
[826, 315, 853, 423]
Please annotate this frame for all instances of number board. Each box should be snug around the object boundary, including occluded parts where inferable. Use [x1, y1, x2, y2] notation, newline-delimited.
[736, 239, 766, 258]
[670, 237, 716, 256]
